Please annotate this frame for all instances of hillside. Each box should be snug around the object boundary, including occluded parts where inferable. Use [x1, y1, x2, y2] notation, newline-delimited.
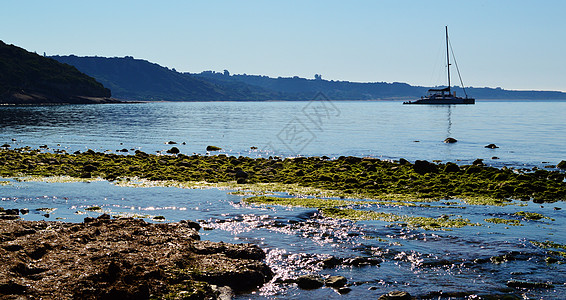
[51, 55, 566, 101]
[51, 56, 274, 101]
[0, 41, 113, 104]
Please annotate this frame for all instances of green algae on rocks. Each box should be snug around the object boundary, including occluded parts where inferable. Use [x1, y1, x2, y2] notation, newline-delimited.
[321, 207, 475, 231]
[243, 195, 358, 208]
[1, 148, 565, 204]
[514, 211, 555, 221]
[484, 218, 522, 226]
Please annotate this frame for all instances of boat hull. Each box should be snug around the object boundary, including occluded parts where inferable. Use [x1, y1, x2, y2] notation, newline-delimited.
[403, 98, 475, 105]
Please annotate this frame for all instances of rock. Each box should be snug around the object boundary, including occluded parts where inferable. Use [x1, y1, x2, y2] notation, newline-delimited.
[398, 158, 409, 165]
[0, 218, 272, 298]
[443, 162, 460, 173]
[444, 137, 457, 143]
[337, 287, 352, 294]
[413, 160, 438, 175]
[557, 160, 566, 169]
[180, 219, 201, 230]
[346, 256, 381, 266]
[5, 209, 19, 216]
[235, 169, 249, 179]
[473, 159, 485, 166]
[166, 147, 180, 154]
[492, 156, 500, 160]
[83, 165, 98, 172]
[378, 291, 413, 300]
[207, 145, 222, 151]
[214, 285, 234, 300]
[295, 275, 324, 290]
[166, 141, 177, 144]
[321, 256, 341, 268]
[325, 275, 347, 288]
[97, 213, 111, 220]
[20, 209, 29, 215]
[485, 143, 499, 149]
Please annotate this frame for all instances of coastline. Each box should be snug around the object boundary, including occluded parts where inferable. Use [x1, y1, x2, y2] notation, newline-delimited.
[1, 148, 565, 299]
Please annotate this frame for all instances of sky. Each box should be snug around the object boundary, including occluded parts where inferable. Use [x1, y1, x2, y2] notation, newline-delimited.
[1, 0, 565, 91]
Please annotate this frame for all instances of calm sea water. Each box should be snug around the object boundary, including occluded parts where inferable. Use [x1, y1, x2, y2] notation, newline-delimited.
[1, 100, 566, 299]
[1, 100, 566, 167]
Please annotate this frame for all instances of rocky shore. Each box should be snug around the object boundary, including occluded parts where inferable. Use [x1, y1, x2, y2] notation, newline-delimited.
[1, 148, 565, 204]
[0, 215, 272, 299]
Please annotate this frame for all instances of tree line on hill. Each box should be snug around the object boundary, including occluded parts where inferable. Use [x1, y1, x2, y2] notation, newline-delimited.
[0, 41, 113, 104]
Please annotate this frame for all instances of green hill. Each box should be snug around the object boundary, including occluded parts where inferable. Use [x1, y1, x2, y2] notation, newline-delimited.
[51, 55, 274, 101]
[0, 41, 112, 104]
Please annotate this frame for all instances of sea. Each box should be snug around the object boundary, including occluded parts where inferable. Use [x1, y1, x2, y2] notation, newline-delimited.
[1, 100, 566, 299]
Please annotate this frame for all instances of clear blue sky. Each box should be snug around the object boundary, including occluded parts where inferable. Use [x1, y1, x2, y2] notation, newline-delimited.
[2, 0, 565, 91]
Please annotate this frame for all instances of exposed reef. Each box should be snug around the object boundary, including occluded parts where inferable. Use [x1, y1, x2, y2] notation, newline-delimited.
[0, 215, 272, 299]
[1, 148, 565, 203]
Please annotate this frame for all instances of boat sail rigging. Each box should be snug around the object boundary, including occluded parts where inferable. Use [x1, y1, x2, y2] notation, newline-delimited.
[404, 26, 475, 105]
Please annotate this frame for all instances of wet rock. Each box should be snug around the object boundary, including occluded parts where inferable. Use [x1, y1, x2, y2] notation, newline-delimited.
[180, 219, 201, 230]
[5, 209, 19, 216]
[473, 159, 485, 166]
[443, 162, 460, 173]
[337, 287, 352, 294]
[378, 290, 413, 300]
[557, 160, 566, 169]
[97, 213, 111, 220]
[485, 143, 499, 149]
[0, 215, 17, 222]
[444, 137, 457, 143]
[207, 145, 222, 151]
[166, 141, 177, 144]
[413, 160, 438, 175]
[343, 256, 381, 266]
[325, 275, 347, 288]
[19, 209, 29, 215]
[166, 147, 180, 154]
[235, 169, 249, 179]
[295, 274, 324, 290]
[398, 158, 409, 165]
[321, 256, 341, 268]
[492, 156, 500, 159]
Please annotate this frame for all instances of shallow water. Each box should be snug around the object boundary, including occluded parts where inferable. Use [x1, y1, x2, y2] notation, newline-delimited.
[2, 178, 565, 299]
[1, 100, 566, 298]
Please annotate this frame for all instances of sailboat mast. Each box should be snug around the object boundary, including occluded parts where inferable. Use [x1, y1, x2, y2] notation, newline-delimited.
[445, 26, 451, 93]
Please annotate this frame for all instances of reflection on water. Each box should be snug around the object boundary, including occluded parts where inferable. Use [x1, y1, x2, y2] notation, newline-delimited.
[1, 101, 566, 168]
[1, 179, 565, 299]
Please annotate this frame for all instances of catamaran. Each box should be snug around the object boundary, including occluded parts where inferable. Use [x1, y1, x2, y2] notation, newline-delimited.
[404, 26, 475, 105]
